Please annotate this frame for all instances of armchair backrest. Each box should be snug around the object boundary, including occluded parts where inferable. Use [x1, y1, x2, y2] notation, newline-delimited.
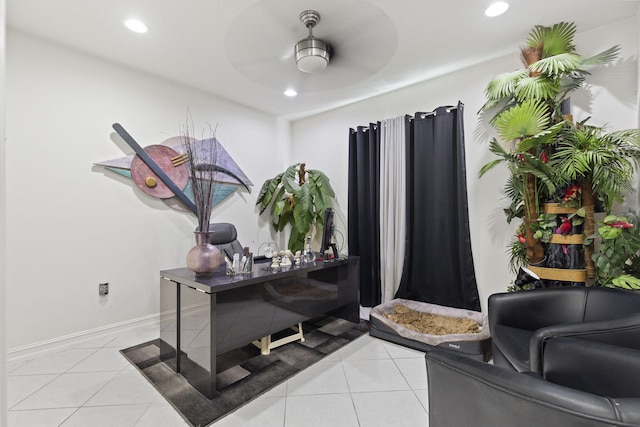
[489, 287, 640, 332]
[583, 287, 640, 322]
[204, 223, 243, 257]
[489, 287, 588, 331]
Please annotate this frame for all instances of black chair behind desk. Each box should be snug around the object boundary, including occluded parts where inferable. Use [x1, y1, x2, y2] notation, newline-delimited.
[205, 222, 243, 257]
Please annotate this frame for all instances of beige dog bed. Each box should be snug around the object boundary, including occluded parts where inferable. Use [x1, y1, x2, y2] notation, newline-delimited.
[369, 298, 492, 361]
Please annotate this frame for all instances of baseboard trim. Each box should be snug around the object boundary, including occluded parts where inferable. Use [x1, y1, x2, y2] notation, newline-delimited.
[7, 312, 162, 363]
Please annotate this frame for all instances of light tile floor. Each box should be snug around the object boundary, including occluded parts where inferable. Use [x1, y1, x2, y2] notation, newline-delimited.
[7, 325, 429, 426]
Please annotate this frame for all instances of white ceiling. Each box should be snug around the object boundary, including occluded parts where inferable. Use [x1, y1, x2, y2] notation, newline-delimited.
[7, 0, 640, 120]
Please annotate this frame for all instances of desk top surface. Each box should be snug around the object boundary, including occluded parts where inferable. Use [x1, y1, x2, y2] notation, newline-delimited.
[161, 256, 356, 294]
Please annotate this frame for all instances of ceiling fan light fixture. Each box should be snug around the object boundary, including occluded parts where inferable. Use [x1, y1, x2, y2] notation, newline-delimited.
[295, 37, 331, 73]
[294, 10, 331, 73]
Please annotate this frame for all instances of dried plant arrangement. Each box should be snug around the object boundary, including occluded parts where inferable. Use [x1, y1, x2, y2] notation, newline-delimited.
[179, 114, 220, 233]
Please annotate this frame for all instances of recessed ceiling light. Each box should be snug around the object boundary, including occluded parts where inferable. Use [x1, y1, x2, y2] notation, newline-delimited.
[125, 19, 148, 34]
[485, 2, 509, 17]
[284, 89, 298, 97]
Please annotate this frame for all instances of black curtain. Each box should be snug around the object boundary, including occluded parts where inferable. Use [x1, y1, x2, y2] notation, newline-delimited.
[348, 102, 480, 311]
[348, 124, 381, 307]
[395, 103, 479, 311]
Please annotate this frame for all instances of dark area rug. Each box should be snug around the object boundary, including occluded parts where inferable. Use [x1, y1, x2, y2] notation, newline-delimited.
[121, 317, 368, 427]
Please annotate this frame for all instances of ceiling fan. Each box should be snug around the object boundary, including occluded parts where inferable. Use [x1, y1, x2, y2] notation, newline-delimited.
[224, 0, 397, 92]
[294, 10, 332, 73]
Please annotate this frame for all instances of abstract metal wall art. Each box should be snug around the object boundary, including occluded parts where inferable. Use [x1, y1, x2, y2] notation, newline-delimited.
[94, 123, 253, 214]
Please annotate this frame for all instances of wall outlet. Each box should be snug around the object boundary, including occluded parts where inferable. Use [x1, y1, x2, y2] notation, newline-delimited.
[99, 283, 109, 300]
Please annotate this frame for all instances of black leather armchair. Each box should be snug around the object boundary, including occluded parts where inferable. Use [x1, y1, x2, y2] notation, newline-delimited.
[488, 287, 640, 372]
[426, 336, 640, 426]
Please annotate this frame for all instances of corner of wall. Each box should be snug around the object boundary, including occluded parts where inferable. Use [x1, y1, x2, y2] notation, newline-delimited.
[637, 5, 640, 127]
[0, 0, 7, 423]
[276, 117, 292, 169]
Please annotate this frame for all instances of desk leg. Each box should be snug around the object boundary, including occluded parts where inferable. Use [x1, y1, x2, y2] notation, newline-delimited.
[177, 286, 218, 399]
[159, 277, 179, 372]
[210, 293, 217, 396]
[176, 284, 181, 373]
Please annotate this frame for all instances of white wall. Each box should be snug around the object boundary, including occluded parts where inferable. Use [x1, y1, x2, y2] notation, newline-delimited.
[290, 18, 639, 313]
[5, 30, 284, 350]
[0, 0, 7, 424]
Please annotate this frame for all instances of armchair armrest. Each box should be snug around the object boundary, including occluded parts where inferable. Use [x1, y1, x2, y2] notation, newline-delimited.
[541, 336, 640, 398]
[426, 349, 640, 426]
[530, 313, 640, 374]
[488, 288, 587, 332]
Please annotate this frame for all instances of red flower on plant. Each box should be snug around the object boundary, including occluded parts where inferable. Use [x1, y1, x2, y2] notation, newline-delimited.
[517, 154, 525, 162]
[517, 233, 526, 244]
[556, 217, 572, 235]
[609, 221, 633, 229]
[562, 184, 581, 202]
[540, 151, 548, 163]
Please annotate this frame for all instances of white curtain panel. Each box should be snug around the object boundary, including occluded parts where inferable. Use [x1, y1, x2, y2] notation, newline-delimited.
[379, 116, 407, 303]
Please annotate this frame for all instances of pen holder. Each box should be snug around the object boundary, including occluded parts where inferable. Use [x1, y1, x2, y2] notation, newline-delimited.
[226, 253, 253, 275]
[241, 253, 254, 274]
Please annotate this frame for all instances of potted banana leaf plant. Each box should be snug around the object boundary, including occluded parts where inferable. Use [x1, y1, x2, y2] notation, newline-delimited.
[256, 163, 335, 252]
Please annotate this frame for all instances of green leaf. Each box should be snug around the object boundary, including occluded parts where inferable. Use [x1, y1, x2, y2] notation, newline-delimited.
[516, 121, 564, 151]
[282, 164, 301, 194]
[612, 275, 640, 290]
[596, 255, 608, 269]
[276, 209, 292, 232]
[484, 69, 529, 103]
[308, 169, 335, 198]
[479, 159, 505, 177]
[515, 75, 559, 100]
[528, 53, 583, 76]
[527, 22, 576, 57]
[599, 225, 622, 240]
[613, 278, 633, 289]
[274, 199, 285, 216]
[603, 215, 618, 224]
[579, 45, 620, 71]
[494, 99, 550, 141]
[292, 183, 313, 235]
[268, 185, 286, 217]
[256, 174, 283, 214]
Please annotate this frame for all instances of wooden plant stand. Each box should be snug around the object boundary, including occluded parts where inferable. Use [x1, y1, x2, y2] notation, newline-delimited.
[528, 203, 587, 284]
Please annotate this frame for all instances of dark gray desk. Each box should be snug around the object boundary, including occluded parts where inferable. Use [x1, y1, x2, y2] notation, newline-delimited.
[159, 257, 359, 398]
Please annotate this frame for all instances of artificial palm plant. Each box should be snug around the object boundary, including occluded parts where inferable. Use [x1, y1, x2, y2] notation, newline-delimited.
[480, 98, 559, 265]
[256, 163, 335, 252]
[480, 21, 620, 275]
[552, 122, 640, 277]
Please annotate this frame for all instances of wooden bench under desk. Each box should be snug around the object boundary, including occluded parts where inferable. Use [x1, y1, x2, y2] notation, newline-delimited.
[159, 257, 360, 399]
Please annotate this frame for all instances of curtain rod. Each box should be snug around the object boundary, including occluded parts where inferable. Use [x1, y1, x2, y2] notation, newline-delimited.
[408, 106, 458, 120]
[355, 105, 459, 129]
